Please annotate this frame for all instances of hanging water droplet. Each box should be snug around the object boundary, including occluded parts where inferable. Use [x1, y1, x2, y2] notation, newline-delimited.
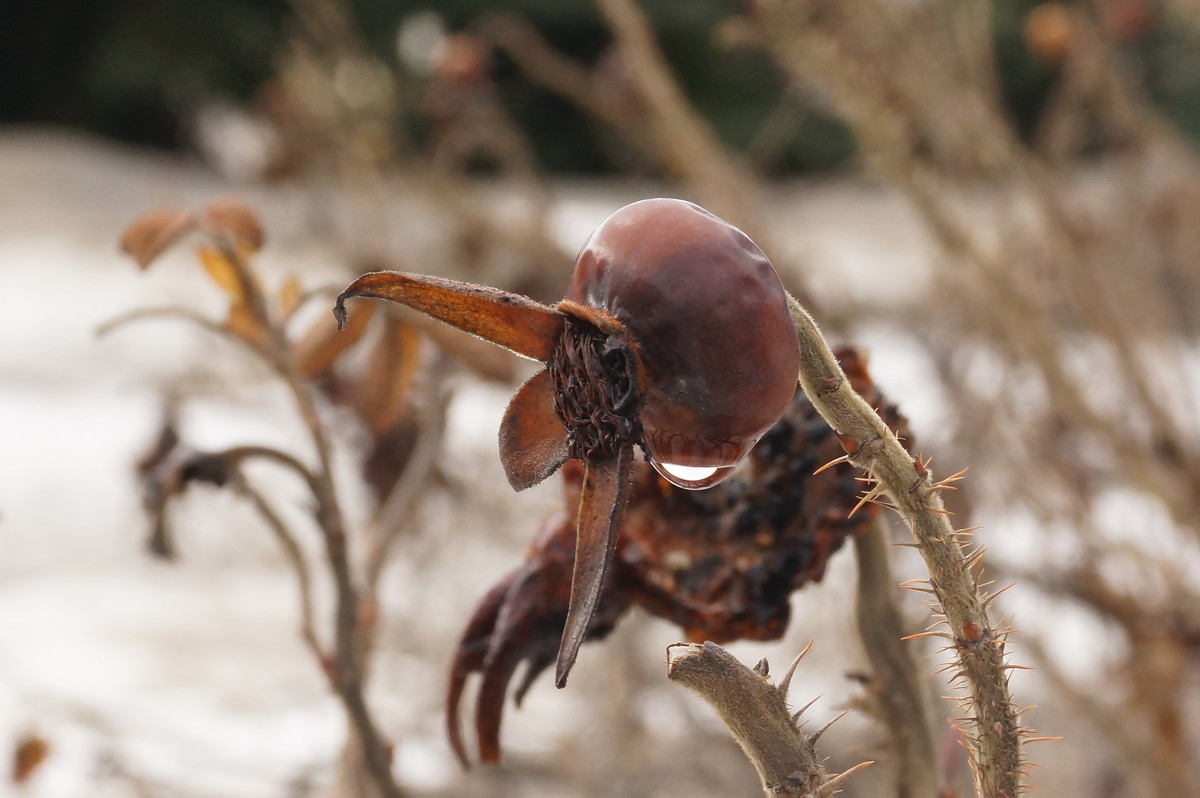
[651, 461, 733, 490]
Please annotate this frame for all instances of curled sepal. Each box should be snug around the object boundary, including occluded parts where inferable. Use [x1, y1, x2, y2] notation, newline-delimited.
[446, 575, 516, 767]
[554, 444, 633, 688]
[499, 369, 570, 491]
[333, 271, 564, 362]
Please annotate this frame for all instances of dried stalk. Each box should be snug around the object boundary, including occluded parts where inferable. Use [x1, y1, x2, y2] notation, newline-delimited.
[788, 296, 1023, 797]
[211, 237, 406, 798]
[236, 478, 326, 662]
[853, 519, 940, 798]
[666, 642, 871, 798]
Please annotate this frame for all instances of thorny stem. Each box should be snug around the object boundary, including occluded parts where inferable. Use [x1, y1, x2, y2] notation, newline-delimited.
[853, 519, 940, 798]
[788, 296, 1023, 798]
[666, 642, 871, 798]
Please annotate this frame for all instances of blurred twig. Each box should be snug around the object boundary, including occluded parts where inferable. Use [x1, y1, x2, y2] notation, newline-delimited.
[853, 519, 940, 798]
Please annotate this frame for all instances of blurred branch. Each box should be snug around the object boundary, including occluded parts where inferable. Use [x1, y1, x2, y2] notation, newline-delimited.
[853, 519, 940, 798]
[118, 204, 407, 798]
[595, 0, 762, 222]
[365, 354, 452, 589]
[477, 1, 820, 311]
[237, 477, 326, 662]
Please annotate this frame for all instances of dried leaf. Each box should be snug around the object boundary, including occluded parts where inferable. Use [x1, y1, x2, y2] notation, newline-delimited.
[119, 209, 194, 268]
[198, 198, 265, 252]
[277, 274, 304, 322]
[227, 304, 271, 353]
[358, 319, 423, 434]
[293, 301, 374, 380]
[197, 247, 269, 351]
[197, 246, 251, 301]
[12, 734, 50, 784]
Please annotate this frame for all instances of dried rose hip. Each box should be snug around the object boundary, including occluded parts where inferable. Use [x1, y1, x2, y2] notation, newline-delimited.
[334, 198, 799, 687]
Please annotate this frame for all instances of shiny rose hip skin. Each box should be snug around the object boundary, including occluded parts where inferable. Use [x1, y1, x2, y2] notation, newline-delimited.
[333, 198, 799, 690]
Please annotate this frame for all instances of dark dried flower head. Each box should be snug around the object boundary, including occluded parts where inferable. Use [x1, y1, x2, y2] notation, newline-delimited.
[445, 348, 910, 764]
[333, 198, 798, 688]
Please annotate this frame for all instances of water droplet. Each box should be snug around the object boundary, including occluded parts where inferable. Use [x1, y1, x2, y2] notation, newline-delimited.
[651, 461, 734, 490]
[659, 463, 718, 482]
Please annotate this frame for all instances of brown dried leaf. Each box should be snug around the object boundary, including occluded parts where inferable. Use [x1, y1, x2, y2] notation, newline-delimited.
[293, 300, 375, 379]
[198, 197, 265, 252]
[12, 734, 50, 784]
[358, 319, 423, 434]
[197, 247, 269, 350]
[277, 274, 304, 322]
[119, 209, 194, 268]
[228, 304, 271, 353]
[197, 246, 250, 301]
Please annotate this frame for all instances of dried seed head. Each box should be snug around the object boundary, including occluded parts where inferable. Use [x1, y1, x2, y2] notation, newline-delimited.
[548, 315, 643, 462]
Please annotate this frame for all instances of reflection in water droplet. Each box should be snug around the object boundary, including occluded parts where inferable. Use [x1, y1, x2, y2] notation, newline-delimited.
[658, 463, 720, 483]
[650, 460, 736, 490]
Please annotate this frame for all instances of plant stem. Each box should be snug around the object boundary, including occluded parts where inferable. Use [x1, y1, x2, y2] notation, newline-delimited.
[666, 642, 870, 798]
[853, 519, 940, 798]
[788, 295, 1023, 797]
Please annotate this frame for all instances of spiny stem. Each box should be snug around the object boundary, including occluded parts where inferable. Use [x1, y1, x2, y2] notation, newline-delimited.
[666, 642, 870, 798]
[788, 295, 1023, 798]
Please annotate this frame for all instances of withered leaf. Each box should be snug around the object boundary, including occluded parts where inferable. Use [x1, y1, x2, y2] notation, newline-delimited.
[293, 300, 375, 380]
[119, 208, 194, 269]
[277, 274, 304, 322]
[198, 198, 265, 252]
[11, 734, 50, 784]
[197, 247, 270, 351]
[357, 319, 423, 435]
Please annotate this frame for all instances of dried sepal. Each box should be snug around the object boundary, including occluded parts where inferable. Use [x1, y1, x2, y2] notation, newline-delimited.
[446, 503, 628, 766]
[408, 314, 517, 384]
[333, 271, 564, 362]
[498, 369, 570, 491]
[555, 444, 634, 688]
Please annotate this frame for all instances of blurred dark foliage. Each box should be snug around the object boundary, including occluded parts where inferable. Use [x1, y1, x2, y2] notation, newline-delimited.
[4, 0, 1200, 171]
